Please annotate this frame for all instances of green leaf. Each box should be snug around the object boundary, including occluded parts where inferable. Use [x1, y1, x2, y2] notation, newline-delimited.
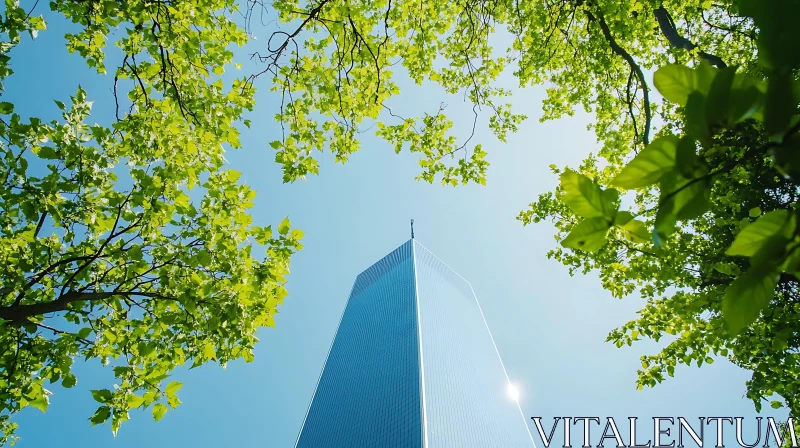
[652, 170, 711, 245]
[770, 401, 783, 410]
[781, 243, 800, 273]
[152, 403, 168, 422]
[111, 410, 129, 436]
[138, 341, 155, 357]
[752, 234, 792, 268]
[674, 185, 710, 222]
[770, 133, 800, 180]
[730, 87, 763, 123]
[653, 201, 678, 246]
[714, 262, 740, 276]
[705, 66, 737, 124]
[660, 171, 711, 222]
[726, 210, 793, 257]
[772, 337, 789, 351]
[255, 225, 273, 245]
[0, 102, 13, 114]
[196, 250, 211, 266]
[559, 170, 616, 218]
[695, 60, 717, 95]
[89, 406, 111, 426]
[20, 202, 35, 220]
[561, 217, 612, 253]
[91, 389, 113, 404]
[223, 169, 242, 183]
[739, 0, 800, 70]
[654, 64, 698, 106]
[165, 381, 183, 397]
[36, 147, 58, 160]
[723, 230, 788, 335]
[126, 394, 145, 409]
[684, 92, 708, 139]
[277, 217, 291, 235]
[614, 212, 650, 244]
[764, 71, 795, 137]
[729, 73, 763, 123]
[62, 373, 77, 388]
[602, 187, 620, 208]
[675, 136, 698, 178]
[610, 135, 678, 189]
[29, 394, 49, 412]
[167, 394, 182, 409]
[749, 207, 762, 218]
[722, 265, 779, 334]
[614, 211, 635, 226]
[202, 343, 216, 360]
[128, 245, 143, 261]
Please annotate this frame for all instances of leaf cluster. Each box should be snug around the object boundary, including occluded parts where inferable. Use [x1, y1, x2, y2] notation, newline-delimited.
[521, 0, 800, 414]
[0, 0, 302, 442]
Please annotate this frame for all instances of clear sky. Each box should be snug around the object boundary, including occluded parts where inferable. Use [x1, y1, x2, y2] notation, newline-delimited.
[7, 6, 785, 448]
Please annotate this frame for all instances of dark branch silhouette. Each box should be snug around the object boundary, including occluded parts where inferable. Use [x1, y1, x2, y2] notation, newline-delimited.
[586, 8, 652, 146]
[654, 7, 728, 68]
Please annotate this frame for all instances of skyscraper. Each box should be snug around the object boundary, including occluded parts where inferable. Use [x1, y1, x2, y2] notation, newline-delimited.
[295, 239, 534, 447]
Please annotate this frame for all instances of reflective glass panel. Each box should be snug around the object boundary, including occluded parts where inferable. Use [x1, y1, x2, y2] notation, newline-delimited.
[414, 241, 533, 448]
[296, 241, 422, 448]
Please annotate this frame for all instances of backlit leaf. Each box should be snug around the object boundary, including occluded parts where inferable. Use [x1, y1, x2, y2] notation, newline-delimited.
[722, 265, 779, 334]
[559, 169, 617, 218]
[726, 210, 793, 257]
[278, 217, 291, 235]
[561, 217, 613, 253]
[610, 136, 678, 189]
[152, 403, 168, 422]
[654, 65, 698, 106]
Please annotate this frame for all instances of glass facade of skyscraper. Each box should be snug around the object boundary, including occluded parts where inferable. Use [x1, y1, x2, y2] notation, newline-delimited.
[295, 240, 533, 448]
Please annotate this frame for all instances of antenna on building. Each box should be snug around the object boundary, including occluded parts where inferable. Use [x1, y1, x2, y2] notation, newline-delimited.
[410, 219, 415, 239]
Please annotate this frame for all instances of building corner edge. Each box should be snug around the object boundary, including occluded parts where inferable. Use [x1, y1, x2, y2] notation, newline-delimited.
[411, 240, 429, 448]
[292, 280, 357, 448]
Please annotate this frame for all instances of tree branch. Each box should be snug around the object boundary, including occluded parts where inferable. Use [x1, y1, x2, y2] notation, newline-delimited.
[653, 7, 727, 68]
[32, 321, 93, 345]
[586, 9, 652, 145]
[0, 291, 179, 323]
[34, 212, 47, 239]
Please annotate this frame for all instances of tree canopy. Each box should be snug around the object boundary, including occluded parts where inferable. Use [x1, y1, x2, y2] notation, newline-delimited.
[1, 0, 798, 443]
[0, 0, 302, 443]
[515, 1, 800, 416]
[250, 0, 799, 418]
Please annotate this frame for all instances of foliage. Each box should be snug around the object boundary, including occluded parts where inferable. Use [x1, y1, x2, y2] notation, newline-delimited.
[0, 0, 301, 443]
[517, 0, 800, 416]
[250, 0, 525, 185]
[2, 0, 798, 442]
[249, 0, 798, 419]
[253, 0, 758, 187]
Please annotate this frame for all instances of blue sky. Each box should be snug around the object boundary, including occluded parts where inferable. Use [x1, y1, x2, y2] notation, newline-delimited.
[6, 6, 785, 447]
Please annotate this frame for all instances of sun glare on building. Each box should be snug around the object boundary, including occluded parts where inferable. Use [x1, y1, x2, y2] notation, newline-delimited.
[507, 383, 520, 402]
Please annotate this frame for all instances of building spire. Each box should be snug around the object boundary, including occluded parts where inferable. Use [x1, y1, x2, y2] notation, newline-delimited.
[410, 219, 415, 239]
